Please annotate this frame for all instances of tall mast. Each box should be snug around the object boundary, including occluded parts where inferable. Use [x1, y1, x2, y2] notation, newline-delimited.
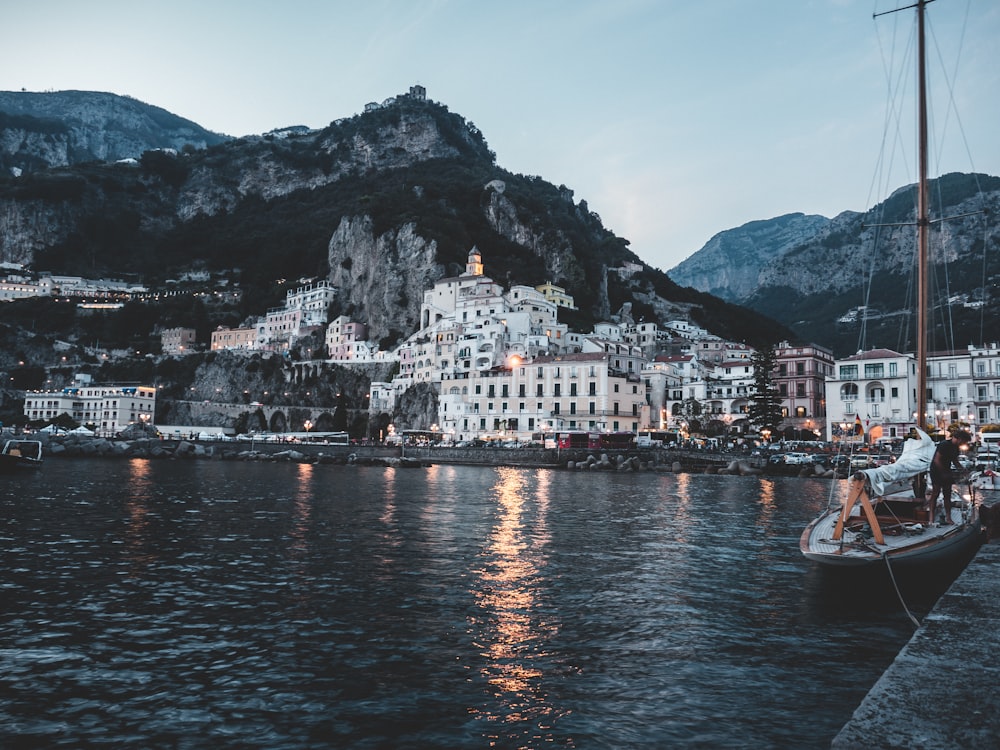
[916, 0, 929, 429]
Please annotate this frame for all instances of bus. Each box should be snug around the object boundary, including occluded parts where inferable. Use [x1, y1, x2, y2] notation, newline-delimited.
[636, 430, 676, 447]
[556, 431, 601, 449]
[556, 431, 636, 450]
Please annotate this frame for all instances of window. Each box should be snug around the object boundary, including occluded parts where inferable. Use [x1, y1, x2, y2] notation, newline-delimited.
[796, 383, 806, 398]
[840, 365, 858, 379]
[796, 362, 805, 375]
[589, 382, 597, 396]
[554, 384, 561, 397]
[864, 363, 884, 378]
[978, 386, 988, 400]
[889, 362, 898, 377]
[891, 387, 899, 398]
[519, 384, 525, 397]
[570, 383, 577, 396]
[502, 384, 509, 398]
[948, 387, 958, 402]
[536, 384, 543, 397]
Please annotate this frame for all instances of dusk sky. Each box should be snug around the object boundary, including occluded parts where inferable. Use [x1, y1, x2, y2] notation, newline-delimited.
[4, 0, 998, 273]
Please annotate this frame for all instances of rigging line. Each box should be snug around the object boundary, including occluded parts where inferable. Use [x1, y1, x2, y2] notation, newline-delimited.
[869, 4, 915, 212]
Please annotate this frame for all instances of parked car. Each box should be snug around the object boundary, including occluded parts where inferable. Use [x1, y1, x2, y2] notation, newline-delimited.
[783, 452, 813, 465]
[850, 455, 873, 469]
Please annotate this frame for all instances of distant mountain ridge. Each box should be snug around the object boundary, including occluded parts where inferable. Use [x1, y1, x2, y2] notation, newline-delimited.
[0, 90, 228, 174]
[669, 173, 1000, 355]
[668, 212, 831, 301]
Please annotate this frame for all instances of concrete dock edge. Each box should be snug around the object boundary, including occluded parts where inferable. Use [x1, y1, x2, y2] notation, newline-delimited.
[832, 541, 1000, 749]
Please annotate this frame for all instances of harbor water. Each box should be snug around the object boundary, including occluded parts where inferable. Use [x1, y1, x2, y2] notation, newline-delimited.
[0, 459, 958, 748]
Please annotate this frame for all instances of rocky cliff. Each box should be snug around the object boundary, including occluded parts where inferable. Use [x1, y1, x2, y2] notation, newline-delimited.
[0, 90, 228, 174]
[668, 212, 831, 301]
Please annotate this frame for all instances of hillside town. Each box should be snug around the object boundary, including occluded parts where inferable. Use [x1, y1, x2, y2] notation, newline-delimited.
[10, 249, 1000, 446]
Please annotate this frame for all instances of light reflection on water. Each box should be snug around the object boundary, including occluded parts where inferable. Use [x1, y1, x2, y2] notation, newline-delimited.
[0, 459, 950, 749]
[471, 467, 564, 743]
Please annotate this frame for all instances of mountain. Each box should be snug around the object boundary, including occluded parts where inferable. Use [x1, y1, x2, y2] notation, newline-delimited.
[669, 173, 1000, 356]
[0, 90, 228, 175]
[0, 87, 790, 363]
[668, 212, 831, 302]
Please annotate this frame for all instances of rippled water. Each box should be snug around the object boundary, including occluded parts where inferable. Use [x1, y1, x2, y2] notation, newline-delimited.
[0, 459, 949, 748]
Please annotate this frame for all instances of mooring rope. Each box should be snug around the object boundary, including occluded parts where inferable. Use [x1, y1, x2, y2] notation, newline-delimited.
[882, 551, 920, 629]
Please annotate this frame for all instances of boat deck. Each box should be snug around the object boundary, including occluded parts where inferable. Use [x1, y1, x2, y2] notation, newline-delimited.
[802, 490, 977, 565]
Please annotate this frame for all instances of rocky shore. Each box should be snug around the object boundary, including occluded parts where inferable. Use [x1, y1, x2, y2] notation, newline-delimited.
[8, 431, 842, 476]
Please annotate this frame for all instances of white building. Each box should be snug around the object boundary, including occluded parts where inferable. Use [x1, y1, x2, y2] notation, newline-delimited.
[437, 352, 647, 442]
[24, 383, 157, 436]
[824, 348, 917, 441]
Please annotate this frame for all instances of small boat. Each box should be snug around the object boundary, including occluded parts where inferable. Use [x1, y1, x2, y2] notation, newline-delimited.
[969, 461, 1000, 500]
[800, 429, 981, 568]
[0, 439, 43, 472]
[801, 0, 983, 571]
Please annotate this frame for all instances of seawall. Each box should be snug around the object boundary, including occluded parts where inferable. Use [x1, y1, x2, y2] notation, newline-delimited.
[832, 541, 1000, 749]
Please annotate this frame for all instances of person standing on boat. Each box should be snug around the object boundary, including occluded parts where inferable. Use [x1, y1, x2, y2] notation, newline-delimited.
[927, 429, 972, 524]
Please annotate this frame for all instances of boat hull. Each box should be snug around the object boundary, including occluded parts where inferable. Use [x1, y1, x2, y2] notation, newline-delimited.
[0, 440, 43, 473]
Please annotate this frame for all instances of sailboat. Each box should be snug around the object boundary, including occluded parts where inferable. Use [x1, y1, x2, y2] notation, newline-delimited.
[800, 0, 982, 569]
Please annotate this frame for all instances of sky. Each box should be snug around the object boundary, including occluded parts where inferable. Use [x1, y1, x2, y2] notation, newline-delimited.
[3, 0, 998, 272]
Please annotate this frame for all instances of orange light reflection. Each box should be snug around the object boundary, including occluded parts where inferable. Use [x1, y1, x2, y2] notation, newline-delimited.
[469, 467, 566, 737]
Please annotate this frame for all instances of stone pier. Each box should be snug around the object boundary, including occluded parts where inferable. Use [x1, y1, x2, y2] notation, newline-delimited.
[832, 541, 1000, 749]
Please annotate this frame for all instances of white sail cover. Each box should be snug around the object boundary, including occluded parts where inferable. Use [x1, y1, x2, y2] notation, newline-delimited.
[859, 428, 935, 496]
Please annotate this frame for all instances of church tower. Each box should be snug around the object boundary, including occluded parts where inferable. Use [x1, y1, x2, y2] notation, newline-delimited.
[465, 247, 484, 277]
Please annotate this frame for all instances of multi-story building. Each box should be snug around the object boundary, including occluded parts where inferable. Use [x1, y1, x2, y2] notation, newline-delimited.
[967, 343, 1000, 429]
[438, 352, 646, 442]
[259, 307, 303, 351]
[534, 281, 577, 310]
[825, 343, 1000, 443]
[824, 348, 917, 441]
[210, 325, 258, 352]
[928, 343, 1000, 434]
[773, 341, 835, 438]
[285, 280, 336, 327]
[326, 316, 373, 361]
[161, 327, 197, 355]
[24, 382, 157, 436]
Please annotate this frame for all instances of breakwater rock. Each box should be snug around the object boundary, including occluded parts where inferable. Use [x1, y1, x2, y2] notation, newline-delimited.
[12, 431, 805, 476]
